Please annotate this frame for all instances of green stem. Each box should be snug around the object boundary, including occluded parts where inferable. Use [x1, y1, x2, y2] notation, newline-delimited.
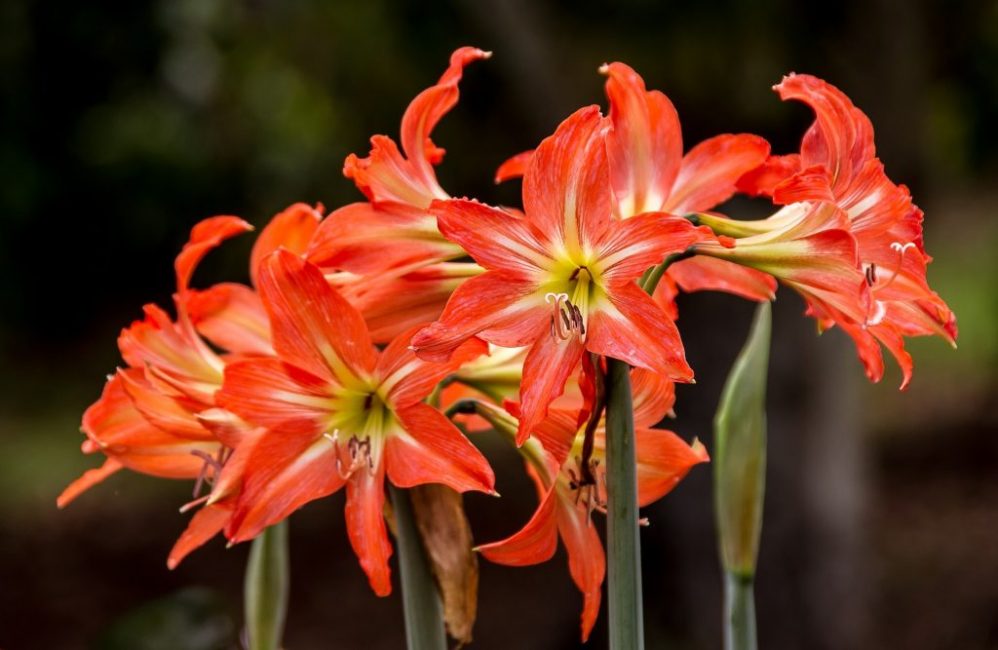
[605, 357, 644, 650]
[640, 248, 697, 295]
[244, 521, 289, 650]
[724, 572, 757, 650]
[389, 484, 447, 650]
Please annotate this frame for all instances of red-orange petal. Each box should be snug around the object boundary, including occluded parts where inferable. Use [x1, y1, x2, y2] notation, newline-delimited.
[516, 333, 586, 446]
[345, 462, 393, 596]
[494, 150, 533, 184]
[175, 215, 254, 294]
[249, 203, 322, 287]
[167, 503, 231, 569]
[665, 133, 771, 214]
[186, 283, 273, 356]
[387, 402, 495, 493]
[256, 250, 377, 383]
[477, 482, 559, 566]
[635, 429, 709, 506]
[56, 458, 123, 508]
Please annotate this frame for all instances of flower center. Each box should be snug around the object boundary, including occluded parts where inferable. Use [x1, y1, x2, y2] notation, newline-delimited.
[326, 389, 393, 479]
[544, 265, 598, 342]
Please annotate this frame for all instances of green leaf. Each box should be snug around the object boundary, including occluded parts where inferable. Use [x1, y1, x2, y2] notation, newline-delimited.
[714, 302, 771, 578]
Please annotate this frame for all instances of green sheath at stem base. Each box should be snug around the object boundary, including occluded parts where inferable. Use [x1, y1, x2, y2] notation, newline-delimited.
[244, 521, 289, 650]
[389, 484, 447, 650]
[605, 357, 644, 650]
[724, 572, 757, 650]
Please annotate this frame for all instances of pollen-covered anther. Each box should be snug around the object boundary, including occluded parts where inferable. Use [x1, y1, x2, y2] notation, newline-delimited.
[335, 435, 374, 479]
[545, 292, 586, 341]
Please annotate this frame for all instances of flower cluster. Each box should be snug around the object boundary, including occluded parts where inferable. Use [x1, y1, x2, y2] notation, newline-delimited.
[60, 47, 954, 640]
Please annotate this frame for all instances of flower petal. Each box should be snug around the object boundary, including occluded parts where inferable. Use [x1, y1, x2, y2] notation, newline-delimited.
[431, 198, 552, 275]
[736, 153, 802, 197]
[630, 368, 676, 428]
[476, 481, 558, 566]
[377, 328, 487, 409]
[228, 434, 343, 542]
[345, 462, 393, 596]
[167, 503, 231, 569]
[250, 203, 322, 287]
[411, 271, 546, 362]
[523, 106, 611, 251]
[602, 61, 682, 217]
[635, 429, 709, 506]
[307, 202, 462, 273]
[587, 282, 694, 381]
[56, 458, 123, 508]
[516, 333, 586, 445]
[257, 250, 377, 383]
[186, 283, 274, 356]
[554, 487, 605, 642]
[175, 215, 254, 294]
[596, 212, 707, 283]
[494, 150, 533, 183]
[666, 256, 778, 303]
[665, 133, 771, 214]
[387, 402, 495, 494]
[218, 358, 335, 435]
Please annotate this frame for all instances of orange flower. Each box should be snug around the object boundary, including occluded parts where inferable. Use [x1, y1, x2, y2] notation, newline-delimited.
[412, 106, 708, 443]
[473, 369, 707, 641]
[737, 74, 957, 386]
[217, 250, 495, 595]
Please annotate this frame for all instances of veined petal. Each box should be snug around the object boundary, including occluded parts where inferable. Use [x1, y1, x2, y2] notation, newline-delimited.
[587, 282, 694, 381]
[118, 368, 213, 441]
[175, 216, 254, 294]
[228, 433, 343, 543]
[411, 271, 547, 362]
[249, 203, 322, 287]
[167, 503, 231, 569]
[494, 150, 533, 184]
[57, 458, 123, 508]
[523, 106, 611, 251]
[307, 202, 461, 273]
[602, 61, 682, 217]
[185, 283, 273, 356]
[218, 358, 335, 435]
[476, 482, 558, 565]
[377, 328, 487, 409]
[635, 429, 709, 506]
[736, 153, 802, 197]
[431, 198, 552, 275]
[630, 368, 676, 428]
[119, 303, 222, 389]
[596, 212, 707, 283]
[387, 402, 495, 493]
[554, 486, 606, 642]
[345, 461, 393, 596]
[666, 256, 778, 303]
[775, 73, 875, 195]
[400, 47, 491, 185]
[344, 47, 489, 208]
[257, 250, 377, 384]
[516, 334, 586, 446]
[665, 133, 771, 214]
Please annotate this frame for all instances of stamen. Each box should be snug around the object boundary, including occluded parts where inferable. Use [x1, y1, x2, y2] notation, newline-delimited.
[544, 291, 587, 341]
[191, 449, 223, 499]
[865, 241, 915, 327]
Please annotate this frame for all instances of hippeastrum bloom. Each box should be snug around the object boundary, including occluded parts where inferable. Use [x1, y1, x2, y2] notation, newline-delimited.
[495, 62, 777, 315]
[412, 106, 707, 443]
[693, 201, 870, 329]
[217, 250, 496, 595]
[59, 216, 255, 509]
[470, 368, 708, 641]
[307, 46, 490, 274]
[737, 73, 957, 386]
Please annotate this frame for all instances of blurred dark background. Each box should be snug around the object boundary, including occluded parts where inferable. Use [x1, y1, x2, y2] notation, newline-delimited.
[2, 0, 996, 648]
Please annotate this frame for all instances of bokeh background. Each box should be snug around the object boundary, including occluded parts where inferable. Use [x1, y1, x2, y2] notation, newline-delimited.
[2, 0, 996, 648]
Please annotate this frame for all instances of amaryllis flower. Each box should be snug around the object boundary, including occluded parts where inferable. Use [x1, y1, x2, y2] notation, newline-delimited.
[217, 250, 495, 595]
[470, 369, 707, 641]
[412, 106, 707, 443]
[307, 46, 490, 274]
[737, 73, 957, 386]
[59, 216, 254, 508]
[495, 62, 777, 315]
